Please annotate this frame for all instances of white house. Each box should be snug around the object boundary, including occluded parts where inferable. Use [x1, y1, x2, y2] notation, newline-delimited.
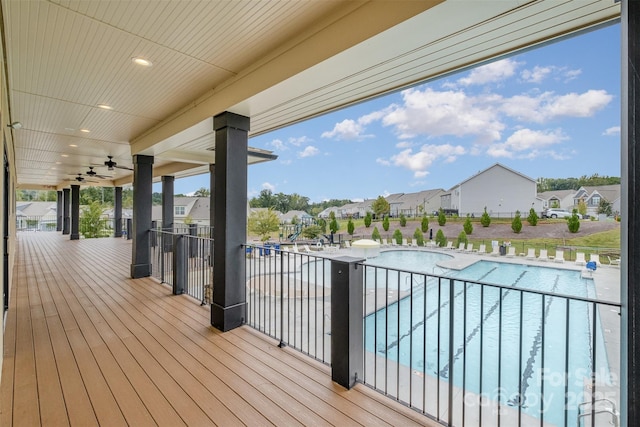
[442, 163, 542, 217]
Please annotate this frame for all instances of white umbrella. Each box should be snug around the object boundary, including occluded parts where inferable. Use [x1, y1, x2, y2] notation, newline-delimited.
[351, 239, 381, 259]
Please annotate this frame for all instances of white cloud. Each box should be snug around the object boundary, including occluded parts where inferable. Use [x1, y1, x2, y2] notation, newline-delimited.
[521, 66, 552, 83]
[381, 87, 504, 143]
[389, 143, 466, 177]
[376, 158, 391, 166]
[288, 136, 311, 146]
[501, 90, 613, 123]
[486, 128, 568, 159]
[322, 119, 369, 140]
[395, 141, 414, 148]
[280, 159, 292, 165]
[603, 126, 620, 136]
[563, 69, 582, 82]
[457, 58, 520, 86]
[298, 146, 320, 158]
[262, 182, 275, 192]
[269, 138, 286, 150]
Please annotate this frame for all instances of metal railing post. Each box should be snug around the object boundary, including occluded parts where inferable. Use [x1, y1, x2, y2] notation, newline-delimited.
[126, 218, 132, 240]
[173, 234, 186, 295]
[189, 223, 197, 258]
[330, 256, 364, 389]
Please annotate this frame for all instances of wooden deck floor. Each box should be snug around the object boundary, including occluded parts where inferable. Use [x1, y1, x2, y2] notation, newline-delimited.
[1, 233, 436, 426]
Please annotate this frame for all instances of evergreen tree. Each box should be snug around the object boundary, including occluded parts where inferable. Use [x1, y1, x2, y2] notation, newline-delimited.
[413, 228, 424, 246]
[382, 215, 390, 232]
[437, 208, 446, 226]
[456, 230, 468, 247]
[511, 210, 522, 234]
[527, 207, 538, 226]
[421, 215, 429, 233]
[435, 229, 446, 247]
[364, 211, 372, 228]
[372, 226, 381, 241]
[399, 213, 407, 227]
[567, 209, 581, 233]
[393, 229, 403, 245]
[463, 215, 473, 235]
[347, 218, 355, 235]
[481, 207, 491, 227]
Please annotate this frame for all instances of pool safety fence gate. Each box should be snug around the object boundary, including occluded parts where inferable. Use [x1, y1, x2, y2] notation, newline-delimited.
[150, 228, 213, 305]
[243, 244, 621, 427]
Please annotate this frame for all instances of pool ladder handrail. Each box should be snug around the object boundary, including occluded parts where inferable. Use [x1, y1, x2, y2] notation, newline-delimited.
[577, 398, 619, 426]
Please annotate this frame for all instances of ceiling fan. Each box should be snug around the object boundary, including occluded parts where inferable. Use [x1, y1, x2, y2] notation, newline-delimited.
[103, 155, 133, 171]
[64, 173, 98, 183]
[85, 166, 112, 179]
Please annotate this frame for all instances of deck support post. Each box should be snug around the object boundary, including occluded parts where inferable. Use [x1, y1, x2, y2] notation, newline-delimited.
[211, 112, 248, 332]
[70, 184, 80, 240]
[162, 175, 174, 253]
[173, 234, 186, 295]
[622, 1, 640, 426]
[56, 190, 63, 231]
[130, 154, 154, 278]
[331, 256, 364, 389]
[62, 188, 70, 235]
[114, 186, 123, 237]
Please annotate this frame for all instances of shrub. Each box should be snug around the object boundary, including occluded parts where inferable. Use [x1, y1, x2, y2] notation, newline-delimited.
[437, 208, 446, 226]
[364, 212, 372, 228]
[435, 229, 446, 247]
[481, 207, 491, 227]
[393, 229, 403, 245]
[456, 230, 468, 247]
[463, 215, 473, 235]
[527, 207, 538, 226]
[399, 213, 407, 227]
[413, 228, 424, 246]
[511, 210, 522, 234]
[347, 218, 354, 235]
[567, 209, 581, 233]
[372, 226, 381, 241]
[302, 225, 322, 239]
[316, 218, 327, 233]
[421, 215, 429, 233]
[382, 215, 390, 232]
[329, 217, 339, 234]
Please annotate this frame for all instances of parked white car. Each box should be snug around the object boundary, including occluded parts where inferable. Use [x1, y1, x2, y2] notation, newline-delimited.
[543, 208, 582, 219]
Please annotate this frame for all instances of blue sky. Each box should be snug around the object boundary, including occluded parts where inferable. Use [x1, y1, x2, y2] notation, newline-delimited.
[173, 23, 621, 203]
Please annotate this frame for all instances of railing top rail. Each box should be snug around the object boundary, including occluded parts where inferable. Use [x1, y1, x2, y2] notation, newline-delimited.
[360, 262, 621, 308]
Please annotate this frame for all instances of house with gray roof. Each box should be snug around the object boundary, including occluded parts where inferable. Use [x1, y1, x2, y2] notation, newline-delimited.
[16, 201, 57, 231]
[539, 185, 621, 217]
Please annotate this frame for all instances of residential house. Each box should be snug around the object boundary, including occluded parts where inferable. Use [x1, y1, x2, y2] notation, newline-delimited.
[16, 201, 57, 231]
[391, 189, 445, 218]
[152, 197, 211, 227]
[442, 163, 543, 217]
[539, 185, 621, 217]
[280, 210, 313, 224]
[537, 189, 577, 211]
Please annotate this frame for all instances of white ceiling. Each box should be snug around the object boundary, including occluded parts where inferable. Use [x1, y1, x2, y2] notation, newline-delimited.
[3, 0, 620, 190]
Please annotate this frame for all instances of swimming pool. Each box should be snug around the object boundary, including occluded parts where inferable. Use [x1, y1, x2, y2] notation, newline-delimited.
[363, 251, 611, 426]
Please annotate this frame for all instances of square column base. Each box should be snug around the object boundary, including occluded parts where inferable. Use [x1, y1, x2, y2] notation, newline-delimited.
[70, 233, 79, 240]
[130, 263, 151, 279]
[211, 301, 245, 332]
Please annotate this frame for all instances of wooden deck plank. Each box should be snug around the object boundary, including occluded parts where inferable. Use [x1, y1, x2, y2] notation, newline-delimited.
[1, 233, 441, 427]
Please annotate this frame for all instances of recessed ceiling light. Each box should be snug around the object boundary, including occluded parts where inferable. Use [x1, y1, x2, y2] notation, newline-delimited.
[55, 162, 61, 165]
[80, 129, 90, 133]
[132, 57, 152, 67]
[69, 144, 78, 147]
[61, 154, 68, 158]
[97, 104, 113, 110]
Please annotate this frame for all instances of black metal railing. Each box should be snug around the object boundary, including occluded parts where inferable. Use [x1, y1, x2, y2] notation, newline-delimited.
[243, 245, 620, 426]
[245, 243, 331, 364]
[16, 216, 57, 231]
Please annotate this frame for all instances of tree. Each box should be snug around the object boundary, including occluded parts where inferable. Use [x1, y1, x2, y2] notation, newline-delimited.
[567, 209, 581, 233]
[413, 228, 424, 246]
[80, 201, 108, 238]
[329, 217, 339, 234]
[527, 207, 538, 226]
[347, 218, 355, 235]
[437, 208, 446, 226]
[480, 207, 491, 227]
[511, 210, 522, 233]
[194, 187, 210, 197]
[463, 215, 473, 235]
[399, 213, 407, 227]
[183, 214, 193, 225]
[302, 225, 322, 239]
[248, 209, 280, 242]
[421, 215, 429, 233]
[598, 199, 613, 216]
[382, 215, 390, 232]
[577, 199, 587, 217]
[372, 226, 381, 241]
[291, 215, 299, 225]
[435, 229, 446, 247]
[316, 218, 327, 233]
[364, 212, 372, 228]
[456, 230, 468, 247]
[371, 196, 390, 218]
[392, 229, 403, 245]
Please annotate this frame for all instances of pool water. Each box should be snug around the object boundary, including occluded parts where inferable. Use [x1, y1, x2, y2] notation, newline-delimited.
[364, 252, 609, 426]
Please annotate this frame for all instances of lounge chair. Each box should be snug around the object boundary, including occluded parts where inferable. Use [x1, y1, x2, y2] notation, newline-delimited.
[303, 244, 313, 253]
[344, 240, 351, 249]
[293, 243, 299, 253]
[476, 244, 486, 255]
[575, 252, 586, 266]
[525, 248, 536, 259]
[456, 242, 466, 251]
[411, 238, 418, 247]
[444, 241, 453, 250]
[608, 255, 620, 267]
[589, 253, 600, 266]
[381, 238, 388, 246]
[537, 249, 549, 261]
[402, 238, 409, 247]
[489, 245, 500, 256]
[506, 246, 516, 257]
[554, 250, 565, 263]
[464, 243, 474, 253]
